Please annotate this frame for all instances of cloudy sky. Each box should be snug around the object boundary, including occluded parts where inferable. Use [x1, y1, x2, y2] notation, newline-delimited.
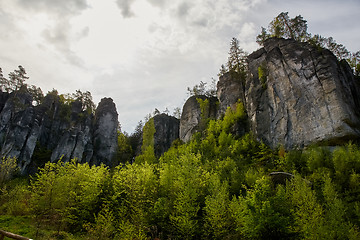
[1, 0, 359, 133]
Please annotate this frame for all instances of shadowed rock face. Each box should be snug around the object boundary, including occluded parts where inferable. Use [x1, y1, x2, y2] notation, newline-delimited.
[153, 113, 180, 157]
[179, 95, 218, 143]
[92, 98, 118, 167]
[0, 92, 119, 174]
[217, 71, 245, 117]
[246, 38, 360, 149]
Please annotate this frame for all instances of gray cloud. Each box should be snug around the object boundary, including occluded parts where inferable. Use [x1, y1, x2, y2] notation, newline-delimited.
[42, 21, 84, 66]
[0, 9, 18, 40]
[177, 2, 192, 18]
[12, 0, 89, 67]
[16, 0, 88, 16]
[192, 18, 209, 27]
[116, 0, 136, 18]
[147, 0, 167, 8]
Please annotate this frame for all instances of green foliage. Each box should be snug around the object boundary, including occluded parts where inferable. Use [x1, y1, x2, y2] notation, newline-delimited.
[203, 175, 233, 239]
[322, 174, 359, 239]
[158, 152, 209, 239]
[256, 27, 270, 46]
[196, 97, 210, 132]
[217, 37, 248, 81]
[348, 51, 360, 76]
[30, 160, 109, 233]
[136, 118, 156, 164]
[0, 215, 36, 239]
[0, 65, 29, 93]
[257, 12, 309, 45]
[28, 84, 44, 105]
[72, 89, 96, 114]
[258, 64, 267, 89]
[116, 131, 133, 164]
[227, 37, 247, 75]
[31, 141, 52, 170]
[231, 177, 293, 239]
[258, 12, 359, 66]
[187, 79, 217, 97]
[286, 175, 325, 239]
[112, 162, 158, 239]
[0, 157, 18, 187]
[0, 178, 31, 216]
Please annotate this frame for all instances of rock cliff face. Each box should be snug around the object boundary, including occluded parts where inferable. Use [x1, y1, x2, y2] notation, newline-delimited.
[92, 98, 118, 166]
[246, 38, 360, 148]
[0, 91, 119, 174]
[179, 95, 218, 142]
[181, 38, 360, 149]
[153, 113, 180, 157]
[217, 72, 245, 117]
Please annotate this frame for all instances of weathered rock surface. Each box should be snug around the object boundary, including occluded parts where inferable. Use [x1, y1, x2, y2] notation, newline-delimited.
[179, 95, 218, 142]
[92, 98, 118, 166]
[217, 71, 245, 117]
[0, 91, 119, 174]
[153, 113, 180, 157]
[246, 38, 360, 149]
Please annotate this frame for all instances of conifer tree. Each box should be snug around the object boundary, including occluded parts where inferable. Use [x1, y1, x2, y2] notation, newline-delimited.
[227, 37, 247, 74]
[257, 12, 309, 45]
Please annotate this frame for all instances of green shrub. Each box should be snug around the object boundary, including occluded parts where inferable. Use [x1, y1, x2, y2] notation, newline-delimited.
[258, 64, 268, 90]
[0, 157, 18, 187]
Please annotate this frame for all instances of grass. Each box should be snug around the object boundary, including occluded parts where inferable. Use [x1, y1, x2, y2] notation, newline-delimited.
[0, 215, 84, 240]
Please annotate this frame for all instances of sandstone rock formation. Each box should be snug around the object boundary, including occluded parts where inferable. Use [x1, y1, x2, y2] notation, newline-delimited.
[246, 38, 360, 149]
[153, 113, 180, 157]
[92, 98, 118, 166]
[182, 38, 360, 149]
[179, 95, 218, 142]
[217, 71, 245, 117]
[0, 91, 119, 174]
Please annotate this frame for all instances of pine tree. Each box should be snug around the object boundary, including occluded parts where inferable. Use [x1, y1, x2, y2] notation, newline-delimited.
[257, 12, 309, 45]
[227, 37, 246, 73]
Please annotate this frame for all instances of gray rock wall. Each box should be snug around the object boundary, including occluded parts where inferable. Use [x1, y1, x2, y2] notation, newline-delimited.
[246, 38, 360, 149]
[179, 95, 218, 142]
[92, 98, 118, 167]
[217, 71, 245, 117]
[0, 91, 119, 174]
[153, 113, 179, 157]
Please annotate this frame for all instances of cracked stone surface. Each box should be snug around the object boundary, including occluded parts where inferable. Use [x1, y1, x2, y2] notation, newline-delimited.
[153, 113, 180, 157]
[0, 92, 119, 174]
[246, 38, 360, 149]
[180, 95, 218, 142]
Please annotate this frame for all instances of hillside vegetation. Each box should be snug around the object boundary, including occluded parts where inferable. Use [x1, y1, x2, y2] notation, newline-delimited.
[1, 102, 360, 239]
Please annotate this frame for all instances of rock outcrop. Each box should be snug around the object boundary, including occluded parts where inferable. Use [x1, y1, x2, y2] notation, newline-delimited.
[179, 95, 218, 142]
[153, 113, 180, 157]
[246, 38, 360, 149]
[217, 71, 245, 117]
[0, 91, 119, 174]
[92, 98, 118, 166]
[2, 38, 360, 172]
[182, 38, 360, 149]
